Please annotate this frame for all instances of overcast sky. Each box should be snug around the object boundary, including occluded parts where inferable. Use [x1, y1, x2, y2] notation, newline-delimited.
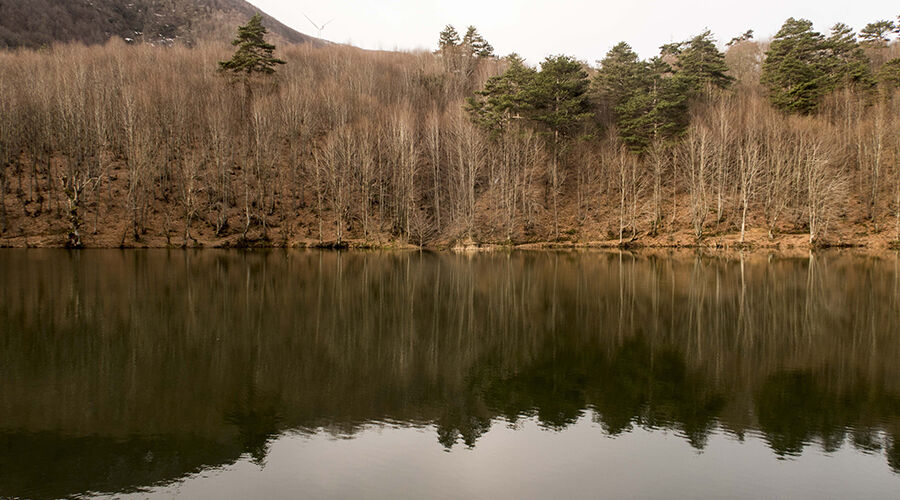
[250, 1, 898, 63]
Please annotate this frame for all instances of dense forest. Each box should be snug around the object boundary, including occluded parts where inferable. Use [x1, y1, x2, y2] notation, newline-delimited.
[0, 15, 899, 248]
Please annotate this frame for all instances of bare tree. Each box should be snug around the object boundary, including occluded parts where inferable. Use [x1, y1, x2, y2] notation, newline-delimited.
[686, 123, 712, 242]
[647, 139, 669, 235]
[449, 110, 482, 242]
[388, 106, 420, 241]
[608, 140, 643, 244]
[861, 97, 888, 230]
[0, 36, 897, 250]
[0, 74, 13, 235]
[121, 83, 154, 242]
[317, 125, 354, 245]
[710, 96, 735, 229]
[355, 118, 377, 240]
[425, 109, 443, 233]
[895, 99, 900, 242]
[251, 94, 281, 239]
[55, 63, 102, 248]
[736, 101, 764, 244]
[801, 125, 847, 245]
[761, 111, 792, 239]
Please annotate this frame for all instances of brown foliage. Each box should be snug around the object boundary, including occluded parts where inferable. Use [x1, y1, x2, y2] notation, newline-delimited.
[0, 40, 899, 248]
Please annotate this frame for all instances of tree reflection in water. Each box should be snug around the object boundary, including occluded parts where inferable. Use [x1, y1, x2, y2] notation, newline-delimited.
[0, 249, 898, 498]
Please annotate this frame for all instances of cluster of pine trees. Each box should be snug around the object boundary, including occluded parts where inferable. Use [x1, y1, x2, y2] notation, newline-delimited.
[465, 17, 900, 244]
[0, 16, 899, 248]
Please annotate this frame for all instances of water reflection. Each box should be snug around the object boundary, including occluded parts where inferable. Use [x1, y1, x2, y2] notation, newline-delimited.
[0, 250, 899, 498]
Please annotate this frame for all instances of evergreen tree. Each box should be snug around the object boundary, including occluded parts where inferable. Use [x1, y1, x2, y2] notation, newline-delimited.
[727, 30, 754, 47]
[531, 55, 592, 239]
[531, 55, 592, 137]
[219, 14, 285, 75]
[470, 52, 597, 134]
[860, 20, 897, 46]
[467, 54, 535, 133]
[595, 43, 651, 149]
[644, 58, 692, 141]
[438, 25, 461, 51]
[762, 18, 874, 113]
[878, 58, 900, 89]
[761, 18, 831, 113]
[595, 42, 646, 107]
[826, 23, 874, 90]
[668, 30, 734, 93]
[594, 43, 690, 151]
[437, 24, 492, 81]
[462, 26, 494, 58]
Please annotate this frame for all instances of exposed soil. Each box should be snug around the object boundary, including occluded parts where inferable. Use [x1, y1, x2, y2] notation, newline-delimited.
[1, 154, 898, 252]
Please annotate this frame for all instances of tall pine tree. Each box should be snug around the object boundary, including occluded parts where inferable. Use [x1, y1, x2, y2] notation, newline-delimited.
[531, 56, 592, 132]
[437, 25, 461, 51]
[462, 26, 494, 58]
[594, 43, 691, 151]
[467, 54, 535, 134]
[826, 23, 874, 91]
[761, 18, 873, 113]
[761, 18, 830, 113]
[219, 14, 285, 75]
[595, 43, 651, 149]
[531, 55, 592, 240]
[672, 30, 734, 94]
[859, 20, 897, 46]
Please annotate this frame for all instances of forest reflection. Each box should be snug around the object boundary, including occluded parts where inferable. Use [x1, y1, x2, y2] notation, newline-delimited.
[1, 249, 899, 498]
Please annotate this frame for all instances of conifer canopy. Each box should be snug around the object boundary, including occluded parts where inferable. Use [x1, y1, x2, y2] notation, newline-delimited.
[219, 13, 286, 75]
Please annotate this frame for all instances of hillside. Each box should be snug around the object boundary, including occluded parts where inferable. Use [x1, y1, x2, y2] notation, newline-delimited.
[0, 0, 318, 48]
[0, 18, 899, 250]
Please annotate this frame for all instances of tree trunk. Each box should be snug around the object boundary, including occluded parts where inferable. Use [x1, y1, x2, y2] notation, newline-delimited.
[0, 169, 7, 235]
[740, 201, 748, 245]
[552, 130, 559, 241]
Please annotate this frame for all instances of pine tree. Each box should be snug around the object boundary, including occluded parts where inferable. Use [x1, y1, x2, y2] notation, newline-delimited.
[644, 58, 691, 141]
[530, 55, 592, 240]
[761, 18, 830, 113]
[860, 20, 897, 46]
[669, 30, 734, 94]
[595, 42, 646, 107]
[826, 23, 874, 90]
[531, 55, 592, 137]
[595, 43, 651, 149]
[594, 43, 690, 151]
[219, 14, 285, 75]
[462, 26, 494, 58]
[879, 58, 900, 89]
[437, 25, 461, 51]
[467, 54, 535, 133]
[762, 18, 875, 113]
[727, 30, 754, 47]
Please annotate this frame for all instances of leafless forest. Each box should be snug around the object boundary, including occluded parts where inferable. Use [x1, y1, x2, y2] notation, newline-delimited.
[0, 26, 899, 249]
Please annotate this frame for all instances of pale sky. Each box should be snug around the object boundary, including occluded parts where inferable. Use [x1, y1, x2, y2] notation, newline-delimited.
[250, 1, 898, 63]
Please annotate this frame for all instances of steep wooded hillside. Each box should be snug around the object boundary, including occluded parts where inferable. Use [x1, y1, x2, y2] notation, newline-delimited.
[1, 19, 899, 250]
[0, 0, 318, 48]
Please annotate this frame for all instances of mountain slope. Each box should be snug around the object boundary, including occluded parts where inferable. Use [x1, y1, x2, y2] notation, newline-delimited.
[0, 0, 318, 48]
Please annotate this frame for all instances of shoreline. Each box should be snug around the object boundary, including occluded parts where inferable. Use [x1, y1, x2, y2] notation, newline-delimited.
[2, 231, 898, 252]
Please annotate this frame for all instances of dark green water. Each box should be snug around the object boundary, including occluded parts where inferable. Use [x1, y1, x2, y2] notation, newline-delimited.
[1, 250, 899, 499]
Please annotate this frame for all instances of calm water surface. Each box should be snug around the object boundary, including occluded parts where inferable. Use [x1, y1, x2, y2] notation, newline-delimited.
[1, 250, 899, 499]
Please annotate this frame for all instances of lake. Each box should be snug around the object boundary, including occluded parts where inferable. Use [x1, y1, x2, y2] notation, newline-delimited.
[1, 249, 899, 499]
